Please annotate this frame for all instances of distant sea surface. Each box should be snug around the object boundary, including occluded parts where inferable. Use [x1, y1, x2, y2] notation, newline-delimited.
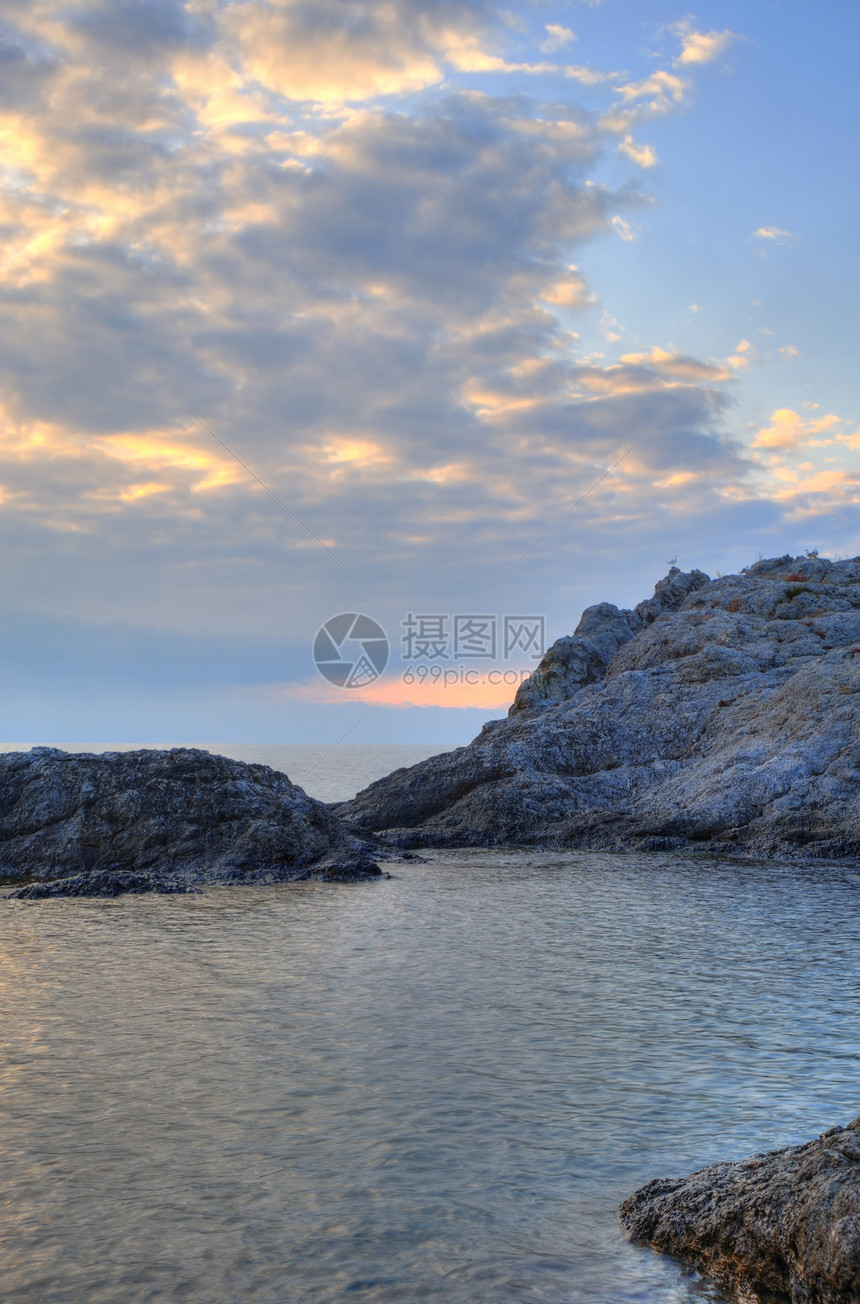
[1, 745, 859, 1303]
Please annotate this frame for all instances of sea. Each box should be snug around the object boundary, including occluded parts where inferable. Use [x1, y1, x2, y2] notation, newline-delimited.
[1, 742, 859, 1303]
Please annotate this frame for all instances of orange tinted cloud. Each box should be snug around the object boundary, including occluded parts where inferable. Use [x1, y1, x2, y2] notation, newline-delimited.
[0, 405, 245, 498]
[282, 669, 533, 709]
[753, 408, 842, 451]
[672, 24, 738, 67]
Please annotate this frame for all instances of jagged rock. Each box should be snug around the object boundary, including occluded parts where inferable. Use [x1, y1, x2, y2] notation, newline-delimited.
[0, 747, 382, 898]
[510, 568, 711, 714]
[338, 555, 860, 860]
[509, 601, 640, 713]
[620, 1117, 860, 1303]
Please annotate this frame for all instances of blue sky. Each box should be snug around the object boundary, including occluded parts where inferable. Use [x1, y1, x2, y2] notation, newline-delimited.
[0, 0, 857, 744]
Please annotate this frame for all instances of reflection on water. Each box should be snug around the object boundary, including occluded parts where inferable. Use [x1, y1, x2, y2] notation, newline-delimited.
[1, 850, 858, 1303]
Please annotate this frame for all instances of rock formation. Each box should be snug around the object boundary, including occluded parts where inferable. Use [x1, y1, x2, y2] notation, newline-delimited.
[620, 1116, 860, 1303]
[0, 747, 381, 897]
[339, 554, 860, 859]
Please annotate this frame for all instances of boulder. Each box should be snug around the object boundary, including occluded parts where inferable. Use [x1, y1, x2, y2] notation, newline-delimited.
[620, 1117, 860, 1303]
[338, 555, 860, 860]
[0, 747, 381, 897]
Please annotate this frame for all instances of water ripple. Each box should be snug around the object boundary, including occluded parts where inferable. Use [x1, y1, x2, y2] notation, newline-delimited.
[0, 850, 858, 1302]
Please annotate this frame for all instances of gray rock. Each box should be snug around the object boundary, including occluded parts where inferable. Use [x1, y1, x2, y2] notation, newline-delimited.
[510, 602, 639, 714]
[339, 556, 860, 860]
[510, 567, 711, 714]
[620, 1117, 860, 1303]
[0, 747, 382, 897]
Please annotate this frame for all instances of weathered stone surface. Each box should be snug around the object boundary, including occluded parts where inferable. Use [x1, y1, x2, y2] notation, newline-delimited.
[510, 569, 711, 714]
[339, 556, 860, 860]
[0, 747, 381, 897]
[620, 1117, 860, 1303]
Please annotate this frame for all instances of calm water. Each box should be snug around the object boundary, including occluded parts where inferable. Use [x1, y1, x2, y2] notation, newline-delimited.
[2, 850, 860, 1303]
[1, 745, 859, 1302]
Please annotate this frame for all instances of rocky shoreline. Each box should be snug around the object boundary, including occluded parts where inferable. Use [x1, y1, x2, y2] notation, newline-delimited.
[339, 554, 860, 862]
[620, 1117, 860, 1303]
[6, 553, 860, 897]
[0, 747, 381, 897]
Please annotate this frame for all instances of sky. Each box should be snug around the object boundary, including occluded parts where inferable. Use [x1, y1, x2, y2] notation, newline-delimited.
[1, 0, 859, 745]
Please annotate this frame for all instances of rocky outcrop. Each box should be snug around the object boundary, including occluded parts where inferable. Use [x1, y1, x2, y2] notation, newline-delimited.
[339, 555, 860, 860]
[620, 1116, 860, 1303]
[0, 747, 381, 897]
[510, 569, 710, 713]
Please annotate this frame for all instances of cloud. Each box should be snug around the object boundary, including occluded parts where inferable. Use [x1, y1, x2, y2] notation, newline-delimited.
[215, 1, 606, 102]
[221, 0, 487, 103]
[753, 408, 842, 452]
[671, 22, 738, 67]
[598, 69, 689, 133]
[286, 670, 519, 709]
[725, 338, 755, 371]
[618, 134, 657, 167]
[599, 311, 621, 342]
[754, 226, 797, 242]
[618, 347, 733, 383]
[730, 407, 860, 532]
[539, 266, 595, 308]
[616, 69, 688, 106]
[541, 24, 576, 53]
[0, 0, 773, 700]
[611, 214, 636, 241]
[11, 2, 860, 751]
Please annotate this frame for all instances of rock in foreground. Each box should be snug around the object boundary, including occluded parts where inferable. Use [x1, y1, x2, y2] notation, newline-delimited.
[0, 748, 380, 897]
[339, 555, 860, 860]
[620, 1117, 860, 1303]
